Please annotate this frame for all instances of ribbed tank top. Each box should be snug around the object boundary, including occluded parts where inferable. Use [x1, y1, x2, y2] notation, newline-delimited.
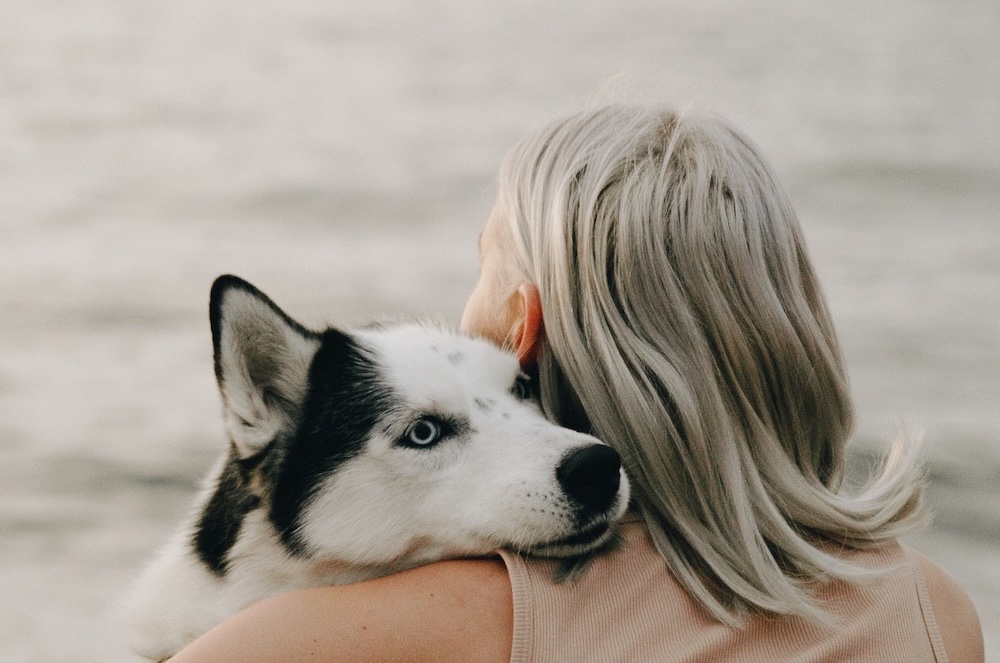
[499, 520, 949, 662]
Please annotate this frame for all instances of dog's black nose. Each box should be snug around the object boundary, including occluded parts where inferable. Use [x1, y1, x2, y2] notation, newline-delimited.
[556, 444, 622, 514]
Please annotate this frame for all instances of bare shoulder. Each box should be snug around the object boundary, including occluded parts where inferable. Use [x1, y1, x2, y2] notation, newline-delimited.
[169, 558, 513, 663]
[909, 548, 984, 663]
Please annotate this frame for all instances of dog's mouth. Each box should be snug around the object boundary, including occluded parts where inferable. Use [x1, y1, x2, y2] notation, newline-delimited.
[522, 518, 614, 558]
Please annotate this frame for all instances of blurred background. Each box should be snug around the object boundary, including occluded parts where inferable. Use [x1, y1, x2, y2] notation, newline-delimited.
[1, 0, 997, 660]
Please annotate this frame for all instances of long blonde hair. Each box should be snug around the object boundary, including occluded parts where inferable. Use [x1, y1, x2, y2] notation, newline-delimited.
[495, 105, 927, 623]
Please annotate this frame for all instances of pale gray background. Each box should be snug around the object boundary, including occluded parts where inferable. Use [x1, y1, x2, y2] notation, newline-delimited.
[1, 0, 998, 660]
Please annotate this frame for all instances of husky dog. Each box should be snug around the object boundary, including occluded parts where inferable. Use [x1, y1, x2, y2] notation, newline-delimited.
[125, 275, 630, 661]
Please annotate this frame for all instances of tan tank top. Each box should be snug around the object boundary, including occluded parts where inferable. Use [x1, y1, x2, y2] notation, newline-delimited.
[498, 520, 949, 662]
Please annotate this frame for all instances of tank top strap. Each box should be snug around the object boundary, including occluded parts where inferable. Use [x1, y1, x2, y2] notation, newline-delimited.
[908, 547, 951, 663]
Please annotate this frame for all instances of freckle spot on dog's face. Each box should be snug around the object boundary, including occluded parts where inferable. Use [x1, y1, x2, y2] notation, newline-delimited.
[473, 397, 497, 413]
[447, 351, 465, 365]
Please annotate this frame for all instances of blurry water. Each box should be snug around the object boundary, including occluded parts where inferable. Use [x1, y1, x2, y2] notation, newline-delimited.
[1, 0, 998, 660]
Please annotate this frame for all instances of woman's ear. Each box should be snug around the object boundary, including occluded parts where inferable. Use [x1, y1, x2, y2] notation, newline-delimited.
[512, 282, 544, 369]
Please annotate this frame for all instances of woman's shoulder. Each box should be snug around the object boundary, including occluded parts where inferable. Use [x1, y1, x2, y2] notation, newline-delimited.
[906, 546, 985, 663]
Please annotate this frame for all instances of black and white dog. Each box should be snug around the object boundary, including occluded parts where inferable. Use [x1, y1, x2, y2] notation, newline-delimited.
[125, 275, 630, 661]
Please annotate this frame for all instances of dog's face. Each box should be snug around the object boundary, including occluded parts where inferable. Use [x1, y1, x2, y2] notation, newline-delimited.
[203, 276, 630, 575]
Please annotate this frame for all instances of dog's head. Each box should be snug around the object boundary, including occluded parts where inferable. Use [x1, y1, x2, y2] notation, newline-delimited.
[205, 275, 630, 573]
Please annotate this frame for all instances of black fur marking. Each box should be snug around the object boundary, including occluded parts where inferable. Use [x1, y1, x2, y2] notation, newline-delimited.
[193, 445, 261, 576]
[269, 329, 393, 556]
[446, 351, 465, 365]
[473, 397, 493, 412]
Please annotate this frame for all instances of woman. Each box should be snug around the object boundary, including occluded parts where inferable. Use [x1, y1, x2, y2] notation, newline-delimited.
[170, 105, 983, 662]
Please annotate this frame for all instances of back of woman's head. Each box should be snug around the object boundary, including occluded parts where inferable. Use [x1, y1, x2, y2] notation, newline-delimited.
[495, 105, 927, 623]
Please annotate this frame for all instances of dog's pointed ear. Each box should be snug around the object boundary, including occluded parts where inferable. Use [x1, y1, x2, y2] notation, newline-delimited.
[209, 275, 321, 459]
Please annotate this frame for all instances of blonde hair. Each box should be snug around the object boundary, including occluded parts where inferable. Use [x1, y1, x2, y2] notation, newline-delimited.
[495, 105, 927, 624]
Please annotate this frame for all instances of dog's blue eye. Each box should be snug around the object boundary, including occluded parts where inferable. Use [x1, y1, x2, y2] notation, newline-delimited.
[512, 373, 533, 400]
[403, 418, 442, 448]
